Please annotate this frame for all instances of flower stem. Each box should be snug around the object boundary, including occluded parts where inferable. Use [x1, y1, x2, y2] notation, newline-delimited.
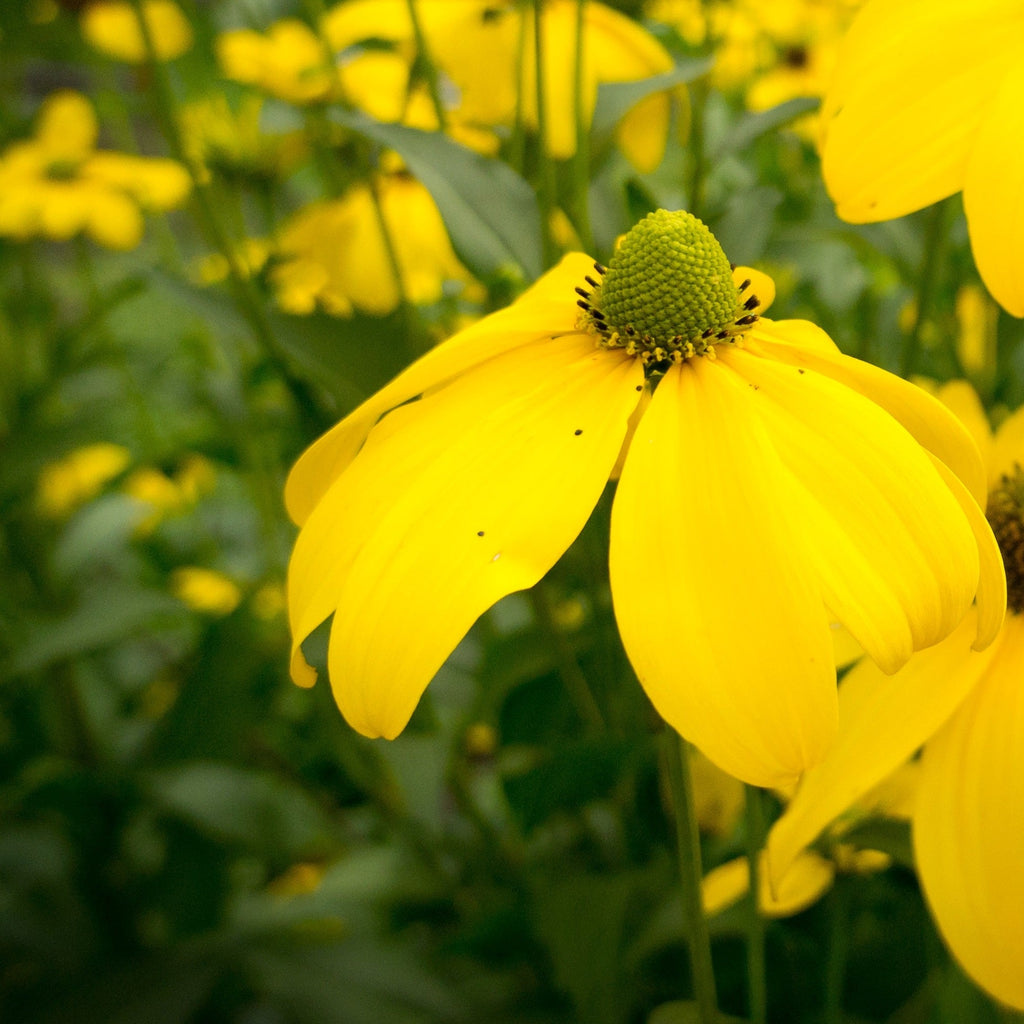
[744, 784, 769, 1024]
[903, 197, 952, 377]
[666, 727, 720, 1024]
[405, 0, 448, 132]
[824, 879, 850, 1024]
[570, 0, 594, 254]
[532, 0, 558, 268]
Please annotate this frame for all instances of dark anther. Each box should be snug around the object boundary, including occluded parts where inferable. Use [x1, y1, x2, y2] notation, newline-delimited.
[575, 286, 590, 299]
[593, 262, 607, 275]
[734, 314, 759, 326]
[702, 327, 715, 339]
[577, 299, 591, 311]
[574, 429, 583, 436]
[739, 278, 751, 292]
[625, 325, 636, 335]
[585, 275, 600, 288]
[716, 330, 730, 340]
[591, 309, 606, 321]
[729, 262, 736, 270]
[744, 294, 760, 310]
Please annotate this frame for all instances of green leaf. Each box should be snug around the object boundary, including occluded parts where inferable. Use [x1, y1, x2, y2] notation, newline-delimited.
[711, 96, 820, 160]
[592, 58, 713, 139]
[330, 110, 543, 280]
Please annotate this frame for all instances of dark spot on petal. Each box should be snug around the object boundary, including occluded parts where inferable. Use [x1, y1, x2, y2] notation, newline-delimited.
[477, 530, 485, 537]
[574, 429, 583, 436]
[798, 368, 806, 375]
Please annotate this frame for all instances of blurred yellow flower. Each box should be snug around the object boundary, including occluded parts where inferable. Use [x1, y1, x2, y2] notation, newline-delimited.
[178, 94, 307, 184]
[767, 380, 1024, 1009]
[36, 442, 131, 518]
[0, 91, 191, 249]
[956, 283, 999, 378]
[81, 0, 193, 62]
[272, 175, 473, 317]
[820, 0, 1024, 315]
[171, 567, 242, 617]
[285, 209, 1000, 787]
[325, 0, 676, 170]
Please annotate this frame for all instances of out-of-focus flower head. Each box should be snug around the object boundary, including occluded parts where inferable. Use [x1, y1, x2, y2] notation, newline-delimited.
[285, 208, 1002, 787]
[649, 0, 861, 133]
[80, 0, 193, 62]
[0, 91, 191, 249]
[820, 0, 1024, 316]
[171, 566, 242, 617]
[766, 380, 1024, 1009]
[325, 0, 678, 171]
[36, 442, 131, 518]
[178, 94, 308, 185]
[271, 173, 475, 317]
[123, 454, 216, 534]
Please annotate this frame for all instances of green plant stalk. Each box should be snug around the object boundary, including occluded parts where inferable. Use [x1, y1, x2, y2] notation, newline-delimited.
[570, 0, 595, 254]
[744, 784, 769, 1024]
[666, 728, 720, 1024]
[532, 0, 559, 268]
[824, 879, 850, 1024]
[903, 197, 952, 377]
[405, 0, 448, 132]
[125, 0, 328, 432]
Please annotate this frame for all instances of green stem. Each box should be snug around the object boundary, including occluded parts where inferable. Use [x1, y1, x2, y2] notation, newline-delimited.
[529, 584, 605, 733]
[903, 198, 952, 377]
[532, 0, 558, 268]
[686, 75, 709, 220]
[744, 784, 768, 1024]
[405, 0, 448, 131]
[824, 880, 850, 1024]
[570, 0, 594, 253]
[666, 728, 720, 1024]
[126, 0, 329, 433]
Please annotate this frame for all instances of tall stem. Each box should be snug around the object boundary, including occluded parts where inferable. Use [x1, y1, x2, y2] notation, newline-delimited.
[532, 0, 558, 268]
[666, 728, 720, 1024]
[824, 880, 850, 1024]
[903, 198, 952, 377]
[405, 0, 448, 132]
[744, 784, 768, 1024]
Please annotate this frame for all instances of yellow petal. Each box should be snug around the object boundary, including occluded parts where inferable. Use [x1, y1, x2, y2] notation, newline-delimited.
[925, 453, 1005, 651]
[703, 851, 835, 919]
[733, 265, 775, 315]
[284, 253, 594, 524]
[610, 358, 836, 788]
[751, 322, 988, 507]
[822, 0, 1023, 221]
[914, 613, 1024, 1009]
[933, 379, 993, 473]
[989, 405, 1024, 489]
[964, 60, 1024, 317]
[767, 612, 998, 887]
[723, 346, 981, 668]
[288, 334, 643, 736]
[81, 0, 193, 63]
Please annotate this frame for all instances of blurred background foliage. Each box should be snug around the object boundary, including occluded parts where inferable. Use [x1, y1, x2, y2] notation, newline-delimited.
[1, 1, 1022, 1022]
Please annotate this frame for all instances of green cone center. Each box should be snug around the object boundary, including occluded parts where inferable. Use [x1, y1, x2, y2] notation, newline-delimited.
[598, 210, 738, 346]
[987, 465, 1024, 613]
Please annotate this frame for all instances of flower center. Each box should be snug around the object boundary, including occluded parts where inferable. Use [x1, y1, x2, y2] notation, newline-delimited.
[987, 464, 1024, 613]
[575, 209, 761, 367]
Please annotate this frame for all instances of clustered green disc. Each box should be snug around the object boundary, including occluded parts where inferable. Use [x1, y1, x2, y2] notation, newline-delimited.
[597, 210, 738, 346]
[987, 467, 1024, 613]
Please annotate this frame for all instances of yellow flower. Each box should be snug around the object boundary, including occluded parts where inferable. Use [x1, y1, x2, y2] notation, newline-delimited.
[171, 567, 242, 617]
[324, 0, 676, 171]
[36, 443, 131, 518]
[285, 209, 1001, 788]
[81, 0, 193, 63]
[0, 92, 191, 250]
[820, 0, 1024, 315]
[272, 175, 473, 317]
[767, 379, 1024, 1008]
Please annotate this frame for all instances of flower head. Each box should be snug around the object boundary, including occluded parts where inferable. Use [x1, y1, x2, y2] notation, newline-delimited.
[81, 0, 193, 63]
[0, 91, 191, 250]
[766, 380, 1024, 1008]
[820, 0, 1024, 315]
[286, 210, 1001, 788]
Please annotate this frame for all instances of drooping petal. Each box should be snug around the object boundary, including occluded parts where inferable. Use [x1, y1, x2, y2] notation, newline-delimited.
[284, 253, 595, 524]
[751, 322, 988, 507]
[722, 346, 982, 667]
[931, 379, 993, 474]
[914, 613, 1024, 1010]
[288, 334, 643, 736]
[821, 0, 1023, 222]
[964, 60, 1024, 317]
[610, 358, 836, 788]
[926, 453, 1005, 650]
[703, 851, 835, 919]
[767, 612, 998, 887]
